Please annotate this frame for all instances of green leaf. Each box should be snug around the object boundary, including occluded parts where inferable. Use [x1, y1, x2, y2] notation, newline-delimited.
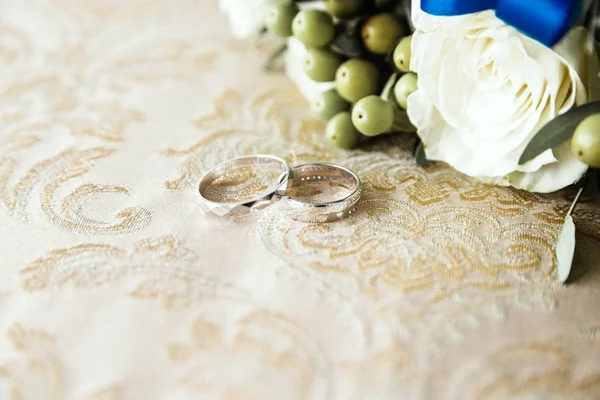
[556, 187, 583, 284]
[518, 100, 600, 165]
[585, 35, 600, 101]
[391, 108, 416, 132]
[415, 141, 434, 167]
[263, 43, 288, 73]
[330, 18, 366, 59]
[375, 0, 396, 10]
[557, 215, 576, 283]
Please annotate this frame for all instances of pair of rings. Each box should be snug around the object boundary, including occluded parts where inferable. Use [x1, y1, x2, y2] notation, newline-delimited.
[197, 155, 361, 222]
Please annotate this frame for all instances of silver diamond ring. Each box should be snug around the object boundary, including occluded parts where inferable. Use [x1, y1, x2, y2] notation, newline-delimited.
[277, 163, 361, 223]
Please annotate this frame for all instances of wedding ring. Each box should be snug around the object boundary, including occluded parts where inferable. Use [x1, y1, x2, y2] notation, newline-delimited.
[197, 155, 292, 217]
[277, 163, 361, 223]
[198, 155, 362, 222]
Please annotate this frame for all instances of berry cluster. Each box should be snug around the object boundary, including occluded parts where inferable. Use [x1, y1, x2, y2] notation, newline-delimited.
[265, 0, 416, 149]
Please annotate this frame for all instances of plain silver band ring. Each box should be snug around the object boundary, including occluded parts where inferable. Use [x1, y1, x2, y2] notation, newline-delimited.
[197, 154, 292, 217]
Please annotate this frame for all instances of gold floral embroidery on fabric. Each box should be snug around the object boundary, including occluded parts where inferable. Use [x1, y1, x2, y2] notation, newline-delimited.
[339, 322, 600, 398]
[0, 74, 145, 142]
[0, 25, 31, 65]
[258, 194, 559, 302]
[0, 21, 218, 233]
[66, 102, 145, 142]
[0, 44, 215, 141]
[20, 235, 248, 308]
[0, 324, 61, 400]
[0, 141, 151, 233]
[169, 312, 329, 399]
[88, 40, 217, 85]
[51, 0, 202, 20]
[86, 386, 122, 400]
[164, 88, 345, 191]
[436, 329, 600, 399]
[0, 324, 123, 400]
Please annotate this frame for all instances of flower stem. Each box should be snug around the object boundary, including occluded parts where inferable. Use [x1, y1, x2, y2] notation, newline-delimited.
[263, 43, 288, 73]
[566, 187, 584, 218]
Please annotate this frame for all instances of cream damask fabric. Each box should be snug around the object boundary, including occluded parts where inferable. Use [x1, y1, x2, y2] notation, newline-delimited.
[0, 1, 600, 399]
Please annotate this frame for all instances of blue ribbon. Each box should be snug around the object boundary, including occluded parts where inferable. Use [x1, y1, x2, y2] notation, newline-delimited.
[420, 0, 583, 47]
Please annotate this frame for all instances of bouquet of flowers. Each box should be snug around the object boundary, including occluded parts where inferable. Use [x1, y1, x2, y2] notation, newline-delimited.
[220, 0, 600, 194]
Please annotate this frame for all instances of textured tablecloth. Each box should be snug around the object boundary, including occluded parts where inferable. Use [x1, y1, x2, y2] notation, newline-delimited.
[1, 1, 600, 399]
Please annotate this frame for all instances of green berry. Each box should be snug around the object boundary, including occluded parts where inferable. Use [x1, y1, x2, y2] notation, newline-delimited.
[292, 9, 335, 48]
[361, 13, 406, 55]
[394, 73, 418, 109]
[352, 95, 394, 136]
[571, 114, 600, 167]
[304, 49, 343, 82]
[326, 112, 360, 149]
[323, 0, 365, 17]
[393, 35, 412, 72]
[265, 3, 299, 38]
[312, 90, 349, 121]
[335, 59, 379, 103]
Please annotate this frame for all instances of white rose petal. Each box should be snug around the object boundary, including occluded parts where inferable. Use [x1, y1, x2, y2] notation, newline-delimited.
[219, 0, 279, 39]
[480, 140, 589, 191]
[408, 0, 600, 192]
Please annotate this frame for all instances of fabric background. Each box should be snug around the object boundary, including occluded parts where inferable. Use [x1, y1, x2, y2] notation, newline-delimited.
[0, 1, 599, 399]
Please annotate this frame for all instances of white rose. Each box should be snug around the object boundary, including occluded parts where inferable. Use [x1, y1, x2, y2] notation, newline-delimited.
[219, 0, 279, 39]
[408, 0, 600, 192]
